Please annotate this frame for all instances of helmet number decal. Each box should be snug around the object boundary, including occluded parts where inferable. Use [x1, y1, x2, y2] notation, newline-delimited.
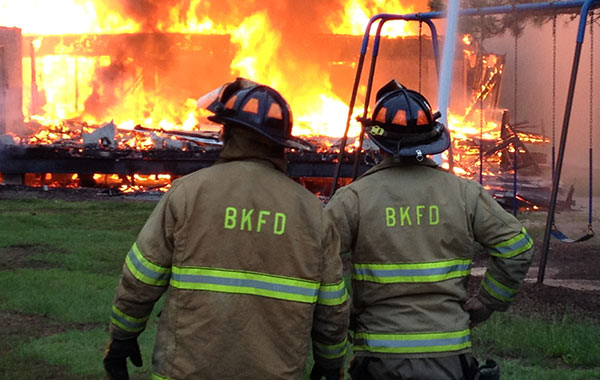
[370, 126, 385, 136]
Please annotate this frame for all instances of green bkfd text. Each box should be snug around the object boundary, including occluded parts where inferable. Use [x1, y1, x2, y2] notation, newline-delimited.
[224, 207, 286, 235]
[385, 205, 440, 227]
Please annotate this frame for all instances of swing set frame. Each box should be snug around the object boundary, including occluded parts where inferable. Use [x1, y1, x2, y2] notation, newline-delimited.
[329, 0, 600, 285]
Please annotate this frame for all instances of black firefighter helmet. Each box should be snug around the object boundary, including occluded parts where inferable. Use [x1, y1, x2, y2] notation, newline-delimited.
[197, 77, 314, 151]
[360, 79, 450, 157]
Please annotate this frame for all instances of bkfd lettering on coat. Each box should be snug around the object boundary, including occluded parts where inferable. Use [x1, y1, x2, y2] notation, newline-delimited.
[385, 205, 440, 227]
[224, 207, 286, 235]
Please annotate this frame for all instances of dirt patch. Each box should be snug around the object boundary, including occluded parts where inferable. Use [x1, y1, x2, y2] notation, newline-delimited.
[0, 309, 101, 342]
[0, 245, 60, 270]
[0, 184, 161, 202]
[0, 310, 103, 380]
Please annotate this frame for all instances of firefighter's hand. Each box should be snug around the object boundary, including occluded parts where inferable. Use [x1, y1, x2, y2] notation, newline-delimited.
[103, 338, 143, 380]
[463, 296, 493, 328]
[309, 364, 344, 380]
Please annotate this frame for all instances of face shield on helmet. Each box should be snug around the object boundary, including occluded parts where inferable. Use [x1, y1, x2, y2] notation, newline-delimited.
[197, 77, 314, 151]
[360, 79, 450, 157]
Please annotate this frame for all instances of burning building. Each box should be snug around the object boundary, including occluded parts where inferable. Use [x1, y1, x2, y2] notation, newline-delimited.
[0, 0, 556, 207]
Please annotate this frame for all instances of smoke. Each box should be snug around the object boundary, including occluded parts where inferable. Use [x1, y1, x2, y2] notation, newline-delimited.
[484, 14, 600, 183]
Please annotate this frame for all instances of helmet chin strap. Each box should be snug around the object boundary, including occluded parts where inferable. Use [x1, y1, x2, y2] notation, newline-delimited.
[393, 141, 402, 159]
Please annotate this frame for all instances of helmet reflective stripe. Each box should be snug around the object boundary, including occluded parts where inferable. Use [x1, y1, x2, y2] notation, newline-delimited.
[391, 109, 407, 125]
[376, 107, 388, 123]
[487, 227, 533, 258]
[353, 329, 471, 354]
[170, 266, 320, 303]
[352, 258, 471, 283]
[317, 280, 349, 306]
[417, 109, 429, 125]
[242, 97, 260, 114]
[482, 272, 519, 302]
[110, 304, 149, 333]
[313, 336, 348, 359]
[225, 94, 237, 109]
[125, 243, 171, 286]
[267, 103, 283, 119]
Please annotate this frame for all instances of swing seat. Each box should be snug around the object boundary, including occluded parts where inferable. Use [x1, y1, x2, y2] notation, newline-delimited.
[551, 228, 595, 243]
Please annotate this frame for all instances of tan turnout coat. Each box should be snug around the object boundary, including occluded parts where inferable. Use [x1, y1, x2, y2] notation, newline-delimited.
[325, 157, 534, 359]
[109, 132, 349, 380]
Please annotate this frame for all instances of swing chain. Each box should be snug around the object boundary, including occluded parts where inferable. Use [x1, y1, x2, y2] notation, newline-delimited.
[552, 13, 557, 146]
[418, 20, 423, 93]
[479, 14, 485, 184]
[590, 10, 594, 150]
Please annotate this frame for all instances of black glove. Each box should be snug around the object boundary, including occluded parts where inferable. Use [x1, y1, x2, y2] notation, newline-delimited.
[310, 364, 343, 380]
[103, 338, 143, 380]
[479, 359, 500, 380]
[463, 296, 494, 328]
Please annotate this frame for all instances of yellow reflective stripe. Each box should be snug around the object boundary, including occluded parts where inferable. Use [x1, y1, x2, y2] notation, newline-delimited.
[354, 329, 471, 354]
[170, 266, 320, 303]
[489, 227, 533, 258]
[482, 272, 518, 302]
[313, 336, 348, 359]
[352, 259, 471, 283]
[110, 305, 149, 333]
[125, 243, 171, 286]
[151, 373, 170, 380]
[317, 280, 349, 306]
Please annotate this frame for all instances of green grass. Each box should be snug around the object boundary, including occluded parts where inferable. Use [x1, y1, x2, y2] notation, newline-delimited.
[1, 198, 599, 379]
[471, 311, 600, 379]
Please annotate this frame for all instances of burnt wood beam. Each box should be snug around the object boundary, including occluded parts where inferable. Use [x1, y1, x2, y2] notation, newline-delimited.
[0, 145, 372, 178]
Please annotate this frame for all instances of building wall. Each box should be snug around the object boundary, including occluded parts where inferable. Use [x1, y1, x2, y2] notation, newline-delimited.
[0, 27, 23, 134]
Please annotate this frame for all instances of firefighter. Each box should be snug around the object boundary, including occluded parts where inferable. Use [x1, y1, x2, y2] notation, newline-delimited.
[325, 80, 533, 380]
[103, 78, 350, 380]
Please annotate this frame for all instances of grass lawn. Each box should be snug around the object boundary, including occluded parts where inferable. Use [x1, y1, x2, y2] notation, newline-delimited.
[0, 197, 599, 379]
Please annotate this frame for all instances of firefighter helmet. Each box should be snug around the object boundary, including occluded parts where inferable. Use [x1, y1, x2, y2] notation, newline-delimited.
[197, 77, 314, 151]
[361, 79, 450, 157]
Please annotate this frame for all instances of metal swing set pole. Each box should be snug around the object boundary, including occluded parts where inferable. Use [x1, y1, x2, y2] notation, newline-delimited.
[538, 0, 600, 284]
[329, 0, 600, 198]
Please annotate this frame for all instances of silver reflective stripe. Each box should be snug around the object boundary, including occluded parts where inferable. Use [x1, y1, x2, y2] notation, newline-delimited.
[353, 259, 471, 283]
[110, 305, 149, 333]
[489, 227, 533, 258]
[125, 243, 171, 286]
[313, 336, 348, 359]
[170, 266, 320, 303]
[317, 281, 348, 305]
[482, 272, 518, 302]
[354, 329, 471, 354]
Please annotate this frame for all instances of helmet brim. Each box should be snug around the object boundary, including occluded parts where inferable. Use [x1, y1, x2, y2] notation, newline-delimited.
[368, 122, 451, 156]
[208, 115, 315, 152]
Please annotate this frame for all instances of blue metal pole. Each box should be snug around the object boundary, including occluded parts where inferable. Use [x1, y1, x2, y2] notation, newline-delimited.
[376, 1, 599, 20]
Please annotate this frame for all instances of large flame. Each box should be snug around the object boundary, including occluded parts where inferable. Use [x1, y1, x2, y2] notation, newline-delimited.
[0, 0, 549, 195]
[1, 0, 428, 141]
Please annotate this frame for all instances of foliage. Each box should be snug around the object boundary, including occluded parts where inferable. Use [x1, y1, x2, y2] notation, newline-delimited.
[428, 0, 559, 40]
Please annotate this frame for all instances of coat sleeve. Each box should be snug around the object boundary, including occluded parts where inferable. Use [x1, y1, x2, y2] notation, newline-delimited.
[311, 214, 350, 369]
[324, 186, 359, 255]
[108, 182, 185, 340]
[470, 184, 534, 311]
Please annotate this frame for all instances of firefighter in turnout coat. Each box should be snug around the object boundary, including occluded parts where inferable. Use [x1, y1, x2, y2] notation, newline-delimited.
[103, 78, 350, 380]
[325, 80, 534, 380]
